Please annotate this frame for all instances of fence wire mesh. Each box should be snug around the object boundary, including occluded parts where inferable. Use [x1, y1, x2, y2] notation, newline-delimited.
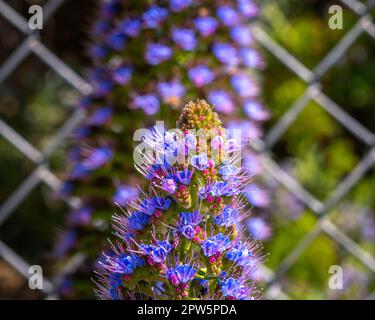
[0, 0, 374, 299]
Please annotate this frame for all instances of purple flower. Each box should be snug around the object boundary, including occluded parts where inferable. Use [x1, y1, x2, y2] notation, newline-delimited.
[246, 217, 271, 241]
[179, 224, 196, 239]
[92, 20, 111, 37]
[100, 1, 120, 19]
[152, 197, 172, 211]
[67, 207, 92, 226]
[230, 25, 253, 46]
[145, 43, 172, 65]
[200, 233, 231, 257]
[107, 30, 126, 50]
[194, 16, 218, 37]
[169, 0, 192, 12]
[162, 178, 177, 194]
[175, 167, 193, 185]
[132, 94, 160, 115]
[89, 107, 113, 126]
[217, 5, 240, 26]
[54, 230, 76, 258]
[218, 165, 239, 180]
[82, 147, 113, 170]
[214, 206, 239, 227]
[112, 66, 132, 85]
[140, 241, 172, 264]
[219, 277, 249, 299]
[143, 5, 169, 29]
[128, 211, 150, 230]
[227, 120, 262, 141]
[212, 43, 239, 66]
[114, 253, 145, 274]
[113, 186, 139, 207]
[90, 44, 108, 60]
[208, 90, 234, 114]
[237, 0, 259, 18]
[240, 48, 264, 69]
[226, 241, 252, 266]
[166, 265, 197, 286]
[243, 101, 269, 121]
[93, 79, 113, 97]
[191, 154, 209, 170]
[171, 28, 197, 51]
[178, 211, 201, 226]
[231, 74, 259, 98]
[245, 184, 269, 208]
[119, 19, 141, 37]
[188, 65, 215, 87]
[157, 81, 185, 105]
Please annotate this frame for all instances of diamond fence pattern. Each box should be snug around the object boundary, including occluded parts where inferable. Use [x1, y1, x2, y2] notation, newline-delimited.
[0, 0, 374, 299]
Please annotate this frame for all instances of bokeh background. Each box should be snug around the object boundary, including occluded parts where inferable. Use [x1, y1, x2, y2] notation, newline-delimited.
[1, 0, 375, 299]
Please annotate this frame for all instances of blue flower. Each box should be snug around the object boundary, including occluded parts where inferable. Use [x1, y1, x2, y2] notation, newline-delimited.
[212, 43, 239, 66]
[107, 30, 126, 50]
[198, 184, 211, 200]
[152, 197, 172, 211]
[145, 43, 172, 65]
[217, 5, 240, 26]
[225, 241, 252, 266]
[219, 277, 249, 299]
[128, 211, 150, 230]
[113, 186, 139, 207]
[246, 217, 271, 240]
[114, 253, 144, 274]
[179, 211, 201, 226]
[89, 107, 113, 126]
[175, 168, 193, 185]
[132, 94, 160, 115]
[191, 154, 209, 170]
[208, 90, 234, 114]
[243, 101, 269, 121]
[166, 265, 197, 286]
[119, 19, 141, 37]
[171, 28, 197, 51]
[230, 25, 253, 46]
[157, 81, 185, 104]
[92, 20, 111, 37]
[188, 65, 215, 87]
[231, 74, 259, 98]
[179, 224, 196, 239]
[82, 147, 113, 170]
[194, 16, 218, 37]
[218, 165, 239, 180]
[139, 199, 156, 216]
[143, 5, 169, 28]
[169, 0, 192, 12]
[213, 206, 239, 227]
[67, 207, 92, 226]
[237, 0, 258, 18]
[162, 178, 177, 194]
[140, 241, 172, 263]
[112, 66, 132, 85]
[245, 184, 269, 208]
[240, 48, 263, 69]
[200, 233, 231, 257]
[90, 44, 108, 60]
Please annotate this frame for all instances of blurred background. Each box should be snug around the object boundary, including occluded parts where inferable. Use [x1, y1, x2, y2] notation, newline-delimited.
[0, 0, 375, 299]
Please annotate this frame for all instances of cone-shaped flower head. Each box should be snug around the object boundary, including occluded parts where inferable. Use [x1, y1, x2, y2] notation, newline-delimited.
[95, 100, 262, 300]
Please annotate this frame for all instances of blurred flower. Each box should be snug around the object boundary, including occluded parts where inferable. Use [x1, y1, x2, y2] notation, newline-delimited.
[208, 90, 234, 114]
[145, 43, 173, 65]
[188, 65, 215, 87]
[171, 28, 197, 51]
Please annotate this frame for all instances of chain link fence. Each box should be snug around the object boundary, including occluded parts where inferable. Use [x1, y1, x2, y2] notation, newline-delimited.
[0, 0, 374, 299]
